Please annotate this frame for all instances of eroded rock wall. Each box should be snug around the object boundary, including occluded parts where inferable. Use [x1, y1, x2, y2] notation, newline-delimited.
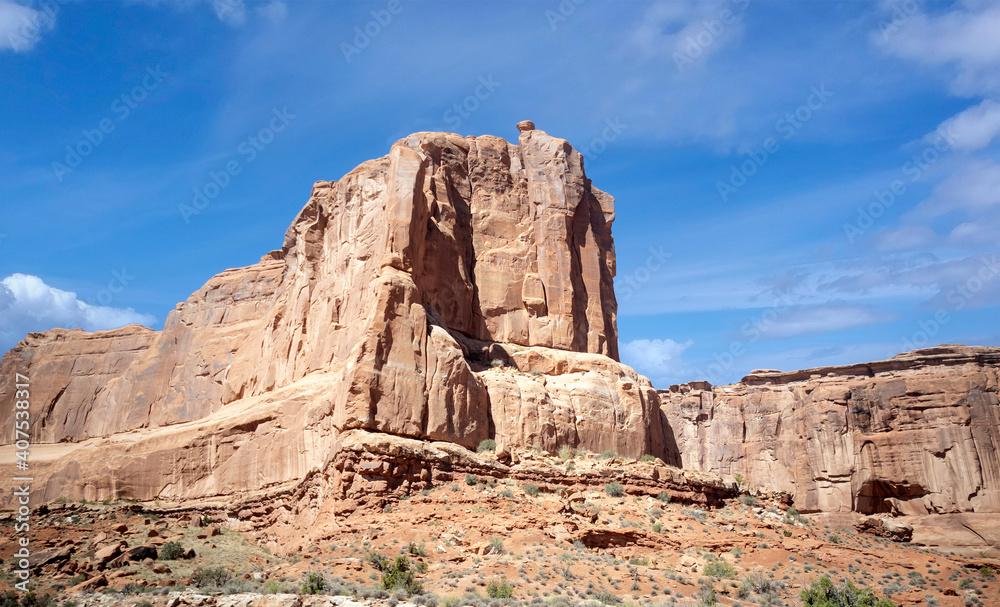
[660, 346, 1000, 517]
[0, 127, 664, 508]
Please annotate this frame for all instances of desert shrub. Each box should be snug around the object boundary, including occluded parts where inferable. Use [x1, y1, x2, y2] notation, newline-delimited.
[159, 541, 184, 560]
[558, 445, 575, 461]
[523, 484, 540, 497]
[683, 507, 708, 523]
[979, 567, 995, 580]
[783, 530, 793, 537]
[489, 536, 505, 554]
[302, 572, 325, 595]
[740, 495, 757, 507]
[380, 556, 423, 596]
[740, 571, 772, 596]
[800, 575, 895, 607]
[592, 591, 622, 605]
[605, 482, 625, 497]
[599, 450, 618, 460]
[702, 559, 737, 579]
[465, 474, 479, 486]
[408, 542, 427, 557]
[477, 439, 496, 453]
[135, 601, 153, 607]
[639, 454, 656, 463]
[498, 489, 514, 498]
[486, 578, 514, 599]
[191, 566, 233, 588]
[657, 492, 671, 503]
[368, 551, 389, 570]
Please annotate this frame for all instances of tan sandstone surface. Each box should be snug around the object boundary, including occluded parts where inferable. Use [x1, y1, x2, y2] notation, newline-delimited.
[0, 127, 670, 513]
[659, 345, 1000, 550]
[1, 127, 999, 557]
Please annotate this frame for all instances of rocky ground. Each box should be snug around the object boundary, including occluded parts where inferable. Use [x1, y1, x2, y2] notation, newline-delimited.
[2, 450, 998, 607]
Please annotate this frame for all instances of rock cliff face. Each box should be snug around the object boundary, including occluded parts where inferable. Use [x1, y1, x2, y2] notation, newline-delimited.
[660, 346, 1000, 519]
[0, 127, 670, 508]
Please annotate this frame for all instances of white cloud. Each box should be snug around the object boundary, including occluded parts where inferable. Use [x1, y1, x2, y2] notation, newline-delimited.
[212, 0, 245, 27]
[625, 0, 745, 67]
[933, 98, 1000, 151]
[0, 0, 55, 52]
[919, 158, 1000, 217]
[877, 2, 1000, 96]
[620, 338, 695, 387]
[756, 304, 893, 339]
[0, 273, 155, 350]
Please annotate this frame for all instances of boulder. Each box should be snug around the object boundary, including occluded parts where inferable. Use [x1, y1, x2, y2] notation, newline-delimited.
[856, 516, 914, 542]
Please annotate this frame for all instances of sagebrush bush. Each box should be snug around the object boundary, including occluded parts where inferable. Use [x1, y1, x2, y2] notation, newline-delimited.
[702, 559, 737, 579]
[302, 572, 325, 595]
[191, 566, 234, 588]
[486, 577, 514, 599]
[800, 575, 895, 607]
[159, 541, 184, 560]
[477, 439, 496, 453]
[605, 482, 624, 497]
[380, 556, 423, 596]
[523, 484, 540, 496]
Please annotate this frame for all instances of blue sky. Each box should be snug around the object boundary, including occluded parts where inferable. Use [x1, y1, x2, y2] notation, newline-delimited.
[1, 0, 999, 387]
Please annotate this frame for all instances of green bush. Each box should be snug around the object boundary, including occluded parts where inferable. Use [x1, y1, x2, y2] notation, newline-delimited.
[367, 551, 389, 570]
[605, 482, 625, 497]
[702, 559, 737, 579]
[407, 541, 427, 557]
[159, 541, 184, 560]
[302, 572, 325, 595]
[464, 474, 479, 486]
[523, 484, 540, 497]
[800, 575, 895, 607]
[558, 445, 576, 461]
[592, 591, 622, 605]
[657, 492, 671, 503]
[486, 577, 514, 599]
[638, 454, 656, 463]
[476, 439, 496, 453]
[380, 556, 423, 596]
[599, 450, 618, 460]
[191, 566, 234, 588]
[740, 495, 757, 506]
[489, 536, 505, 554]
[980, 566, 995, 580]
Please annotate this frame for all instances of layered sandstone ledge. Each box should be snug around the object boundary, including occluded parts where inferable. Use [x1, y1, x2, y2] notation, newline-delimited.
[660, 346, 1000, 523]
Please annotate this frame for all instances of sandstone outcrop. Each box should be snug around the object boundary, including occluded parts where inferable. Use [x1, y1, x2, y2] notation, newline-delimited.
[660, 346, 1000, 532]
[0, 127, 668, 510]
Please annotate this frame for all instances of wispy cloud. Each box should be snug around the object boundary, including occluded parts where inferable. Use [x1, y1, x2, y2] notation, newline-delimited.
[933, 99, 1000, 151]
[755, 304, 893, 339]
[877, 1, 1000, 96]
[0, 0, 54, 52]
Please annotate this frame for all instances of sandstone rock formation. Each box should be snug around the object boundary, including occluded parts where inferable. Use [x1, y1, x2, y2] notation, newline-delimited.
[0, 127, 672, 510]
[660, 346, 1000, 536]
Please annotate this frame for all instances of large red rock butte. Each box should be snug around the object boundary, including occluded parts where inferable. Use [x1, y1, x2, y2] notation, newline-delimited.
[1, 126, 998, 551]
